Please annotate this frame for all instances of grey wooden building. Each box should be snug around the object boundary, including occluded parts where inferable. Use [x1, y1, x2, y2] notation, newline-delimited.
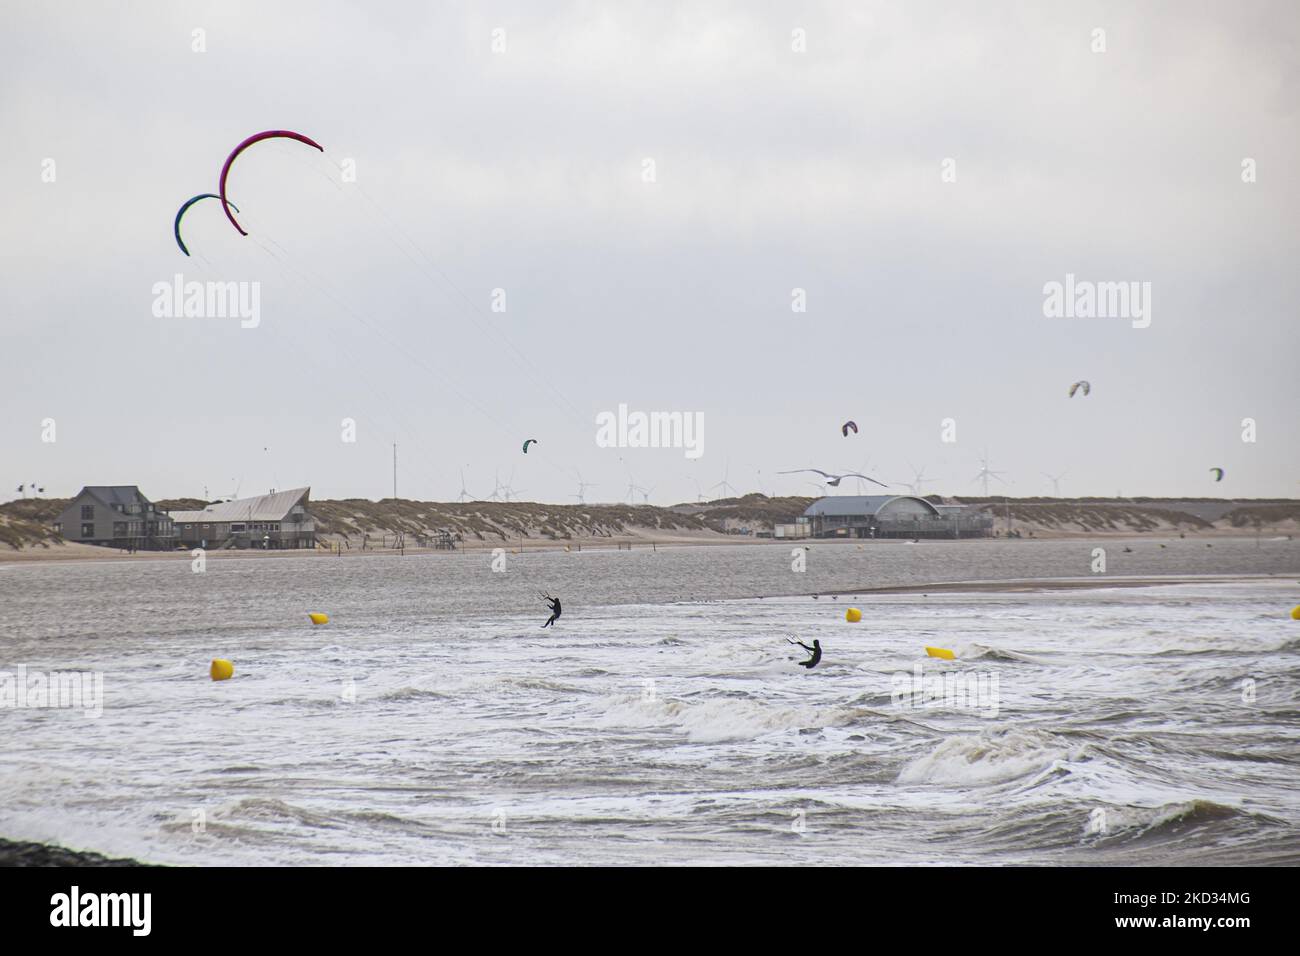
[169, 487, 316, 550]
[53, 486, 176, 549]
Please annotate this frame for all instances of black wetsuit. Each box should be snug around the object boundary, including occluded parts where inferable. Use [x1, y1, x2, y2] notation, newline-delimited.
[792, 639, 822, 669]
[542, 598, 561, 628]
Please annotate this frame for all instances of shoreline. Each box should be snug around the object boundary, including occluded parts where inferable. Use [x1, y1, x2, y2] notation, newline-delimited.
[1, 531, 1292, 565]
[825, 573, 1295, 597]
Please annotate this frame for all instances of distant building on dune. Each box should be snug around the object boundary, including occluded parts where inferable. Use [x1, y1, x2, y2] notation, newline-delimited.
[799, 495, 993, 539]
[53, 486, 176, 550]
[169, 487, 316, 550]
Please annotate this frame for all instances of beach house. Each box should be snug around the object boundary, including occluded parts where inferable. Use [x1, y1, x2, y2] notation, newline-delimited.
[169, 488, 316, 550]
[53, 486, 176, 550]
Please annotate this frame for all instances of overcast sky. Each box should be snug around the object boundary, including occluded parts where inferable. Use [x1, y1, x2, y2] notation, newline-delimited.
[3, 0, 1297, 504]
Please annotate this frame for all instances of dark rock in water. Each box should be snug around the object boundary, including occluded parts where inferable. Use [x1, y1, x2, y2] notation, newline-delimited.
[0, 837, 155, 867]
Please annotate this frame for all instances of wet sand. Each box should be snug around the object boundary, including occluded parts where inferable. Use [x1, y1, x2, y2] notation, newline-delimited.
[838, 573, 1295, 596]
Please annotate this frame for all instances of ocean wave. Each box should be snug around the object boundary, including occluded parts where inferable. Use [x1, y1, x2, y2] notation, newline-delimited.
[373, 686, 452, 702]
[488, 675, 585, 694]
[1084, 799, 1259, 841]
[965, 644, 1048, 664]
[896, 731, 1078, 786]
[219, 797, 341, 830]
[596, 694, 873, 743]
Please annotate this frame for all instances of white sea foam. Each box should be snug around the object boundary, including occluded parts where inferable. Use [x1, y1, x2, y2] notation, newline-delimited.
[896, 731, 1074, 786]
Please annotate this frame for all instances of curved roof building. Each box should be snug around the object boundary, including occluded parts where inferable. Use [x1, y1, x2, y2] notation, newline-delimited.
[800, 495, 992, 539]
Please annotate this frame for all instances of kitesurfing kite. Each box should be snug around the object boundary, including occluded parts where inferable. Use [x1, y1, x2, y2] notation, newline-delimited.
[778, 468, 888, 489]
[522, 439, 538, 454]
[1068, 380, 1091, 398]
[173, 193, 239, 256]
[841, 420, 858, 437]
[1210, 467, 1224, 482]
[218, 130, 324, 236]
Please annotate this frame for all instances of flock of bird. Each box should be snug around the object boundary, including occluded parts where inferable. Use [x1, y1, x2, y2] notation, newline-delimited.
[765, 382, 1224, 500]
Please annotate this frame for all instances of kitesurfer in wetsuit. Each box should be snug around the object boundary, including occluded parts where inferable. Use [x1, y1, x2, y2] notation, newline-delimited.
[788, 638, 822, 669]
[542, 595, 562, 628]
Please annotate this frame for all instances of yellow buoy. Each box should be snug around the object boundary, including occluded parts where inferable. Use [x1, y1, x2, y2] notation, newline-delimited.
[210, 659, 234, 681]
[845, 607, 862, 623]
[1291, 605, 1300, 620]
[308, 612, 329, 625]
[925, 646, 956, 660]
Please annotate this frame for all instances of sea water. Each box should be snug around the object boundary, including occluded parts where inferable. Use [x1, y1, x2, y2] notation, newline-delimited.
[0, 538, 1297, 865]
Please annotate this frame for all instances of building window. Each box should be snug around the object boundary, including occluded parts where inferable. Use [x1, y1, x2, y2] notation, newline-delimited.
[81, 505, 94, 520]
[81, 523, 94, 537]
[231, 524, 246, 533]
[53, 522, 61, 534]
[114, 522, 127, 537]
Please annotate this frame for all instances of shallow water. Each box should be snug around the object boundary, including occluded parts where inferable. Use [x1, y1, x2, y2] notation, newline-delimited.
[1, 538, 1297, 865]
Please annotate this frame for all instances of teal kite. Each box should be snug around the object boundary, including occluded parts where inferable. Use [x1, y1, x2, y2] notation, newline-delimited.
[174, 193, 239, 256]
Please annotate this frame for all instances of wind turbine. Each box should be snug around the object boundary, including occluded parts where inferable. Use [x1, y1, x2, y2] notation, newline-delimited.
[487, 469, 505, 502]
[686, 475, 706, 504]
[501, 469, 524, 502]
[972, 451, 1007, 497]
[1043, 470, 1067, 497]
[571, 470, 596, 505]
[710, 460, 738, 499]
[621, 460, 641, 504]
[899, 462, 932, 496]
[456, 468, 476, 503]
[849, 458, 876, 495]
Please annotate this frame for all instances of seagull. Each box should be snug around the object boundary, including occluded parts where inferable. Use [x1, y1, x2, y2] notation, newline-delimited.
[778, 468, 889, 488]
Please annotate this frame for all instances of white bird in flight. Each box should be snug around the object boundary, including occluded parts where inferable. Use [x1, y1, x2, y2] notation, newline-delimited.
[777, 468, 889, 488]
